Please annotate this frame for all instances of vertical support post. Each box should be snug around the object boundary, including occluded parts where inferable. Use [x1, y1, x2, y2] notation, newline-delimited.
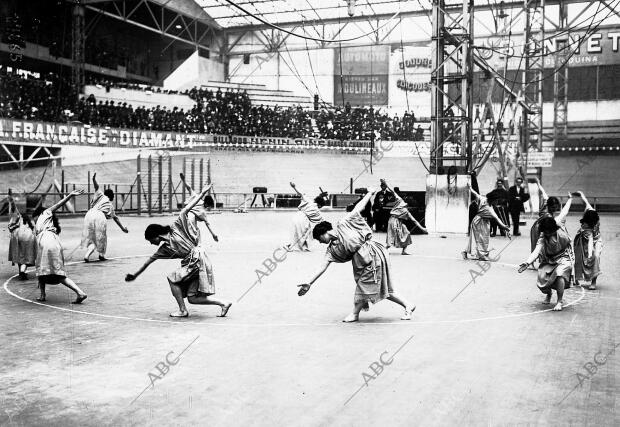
[147, 155, 152, 216]
[553, 1, 569, 154]
[182, 158, 186, 205]
[168, 156, 173, 213]
[207, 158, 211, 185]
[115, 184, 119, 211]
[87, 170, 91, 208]
[71, 4, 85, 103]
[191, 159, 195, 191]
[430, 0, 473, 174]
[158, 154, 163, 214]
[350, 178, 353, 194]
[137, 154, 142, 215]
[522, 0, 545, 181]
[199, 158, 204, 189]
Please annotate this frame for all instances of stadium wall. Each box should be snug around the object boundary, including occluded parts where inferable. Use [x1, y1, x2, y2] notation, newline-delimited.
[5, 146, 617, 202]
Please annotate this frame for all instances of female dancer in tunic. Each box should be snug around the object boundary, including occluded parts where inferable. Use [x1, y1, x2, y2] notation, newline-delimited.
[573, 191, 602, 290]
[462, 186, 510, 261]
[297, 186, 415, 323]
[125, 183, 231, 318]
[529, 178, 562, 255]
[33, 189, 87, 303]
[286, 182, 327, 251]
[519, 193, 574, 311]
[7, 190, 36, 279]
[83, 173, 128, 262]
[383, 181, 427, 255]
[179, 173, 219, 243]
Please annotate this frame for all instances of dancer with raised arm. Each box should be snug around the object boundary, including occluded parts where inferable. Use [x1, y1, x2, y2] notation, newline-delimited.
[33, 189, 87, 303]
[383, 180, 427, 254]
[529, 177, 562, 256]
[7, 189, 36, 279]
[518, 193, 574, 311]
[82, 173, 128, 262]
[297, 186, 415, 323]
[462, 185, 510, 261]
[179, 173, 219, 243]
[286, 182, 327, 251]
[125, 183, 231, 318]
[573, 191, 602, 290]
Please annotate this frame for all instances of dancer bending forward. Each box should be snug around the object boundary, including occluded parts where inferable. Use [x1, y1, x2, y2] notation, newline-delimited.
[82, 173, 128, 262]
[7, 190, 36, 279]
[125, 183, 231, 318]
[573, 191, 602, 290]
[287, 181, 327, 251]
[384, 181, 427, 254]
[297, 186, 415, 322]
[33, 190, 87, 303]
[463, 186, 510, 261]
[519, 193, 574, 311]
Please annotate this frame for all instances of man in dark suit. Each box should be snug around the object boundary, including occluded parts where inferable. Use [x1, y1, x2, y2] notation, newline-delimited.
[372, 180, 396, 232]
[508, 176, 530, 236]
[486, 179, 510, 237]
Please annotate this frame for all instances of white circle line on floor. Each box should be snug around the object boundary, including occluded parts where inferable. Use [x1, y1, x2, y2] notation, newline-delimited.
[3, 253, 587, 327]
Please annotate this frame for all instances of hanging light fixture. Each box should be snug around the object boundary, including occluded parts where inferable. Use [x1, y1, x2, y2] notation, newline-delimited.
[346, 0, 357, 17]
[497, 1, 509, 19]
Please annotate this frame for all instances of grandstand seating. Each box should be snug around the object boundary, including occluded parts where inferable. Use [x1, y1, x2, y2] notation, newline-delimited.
[201, 81, 315, 109]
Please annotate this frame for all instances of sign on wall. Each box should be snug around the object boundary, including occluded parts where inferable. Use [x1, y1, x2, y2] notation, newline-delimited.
[476, 28, 620, 68]
[333, 45, 390, 106]
[388, 45, 432, 117]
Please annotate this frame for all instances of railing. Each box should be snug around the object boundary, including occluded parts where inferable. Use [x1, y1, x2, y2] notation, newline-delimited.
[3, 191, 620, 217]
[0, 190, 361, 217]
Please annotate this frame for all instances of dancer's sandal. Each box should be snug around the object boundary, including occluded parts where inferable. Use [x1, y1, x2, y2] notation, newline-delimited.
[401, 305, 416, 320]
[218, 303, 232, 317]
[342, 313, 359, 323]
[72, 295, 87, 304]
[169, 310, 189, 318]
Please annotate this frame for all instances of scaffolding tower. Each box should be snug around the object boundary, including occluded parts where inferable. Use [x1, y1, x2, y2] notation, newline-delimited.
[429, 0, 474, 175]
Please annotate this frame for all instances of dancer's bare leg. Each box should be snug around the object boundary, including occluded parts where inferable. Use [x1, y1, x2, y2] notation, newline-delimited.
[60, 277, 87, 303]
[187, 294, 232, 317]
[18, 264, 28, 279]
[542, 289, 552, 305]
[343, 302, 367, 322]
[387, 293, 416, 320]
[401, 245, 410, 255]
[588, 277, 598, 290]
[37, 279, 46, 301]
[168, 282, 189, 317]
[553, 278, 565, 311]
[84, 244, 96, 262]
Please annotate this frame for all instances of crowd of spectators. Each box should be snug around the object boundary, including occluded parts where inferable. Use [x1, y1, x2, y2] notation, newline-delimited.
[1, 70, 427, 141]
[0, 69, 77, 122]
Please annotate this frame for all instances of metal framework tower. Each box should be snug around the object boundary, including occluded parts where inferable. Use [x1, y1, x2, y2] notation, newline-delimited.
[430, 0, 474, 175]
[71, 4, 86, 101]
[521, 0, 545, 177]
[553, 1, 569, 149]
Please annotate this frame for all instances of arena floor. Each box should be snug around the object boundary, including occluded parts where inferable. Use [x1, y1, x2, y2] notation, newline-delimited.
[1, 210, 619, 426]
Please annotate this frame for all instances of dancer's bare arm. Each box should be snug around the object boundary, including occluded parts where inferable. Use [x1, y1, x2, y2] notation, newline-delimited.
[289, 182, 308, 203]
[577, 191, 594, 212]
[49, 189, 84, 212]
[125, 257, 156, 281]
[556, 193, 573, 223]
[181, 183, 212, 215]
[298, 260, 331, 295]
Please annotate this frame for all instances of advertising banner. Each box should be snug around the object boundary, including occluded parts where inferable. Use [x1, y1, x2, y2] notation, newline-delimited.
[476, 27, 620, 68]
[333, 45, 390, 106]
[389, 45, 432, 117]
